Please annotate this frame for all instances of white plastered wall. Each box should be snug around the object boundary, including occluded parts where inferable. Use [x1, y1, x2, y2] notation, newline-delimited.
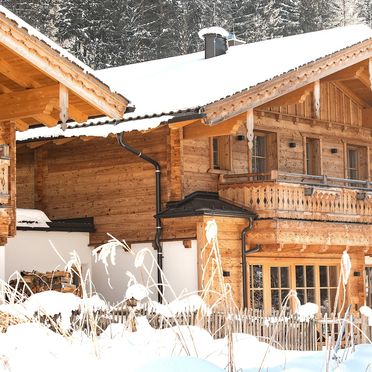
[91, 240, 198, 303]
[5, 230, 92, 281]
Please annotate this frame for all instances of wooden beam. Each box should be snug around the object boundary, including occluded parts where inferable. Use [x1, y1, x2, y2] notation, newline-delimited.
[69, 105, 88, 123]
[35, 113, 59, 127]
[14, 119, 29, 131]
[59, 84, 69, 128]
[0, 85, 59, 121]
[168, 119, 201, 129]
[313, 80, 321, 119]
[322, 65, 365, 82]
[260, 83, 314, 108]
[26, 141, 50, 149]
[53, 138, 75, 145]
[355, 68, 372, 90]
[183, 113, 244, 139]
[0, 58, 38, 88]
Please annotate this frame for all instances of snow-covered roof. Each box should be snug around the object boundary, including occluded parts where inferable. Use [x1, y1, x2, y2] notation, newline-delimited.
[16, 208, 51, 228]
[16, 115, 174, 142]
[17, 25, 372, 141]
[0, 5, 129, 102]
[96, 25, 372, 118]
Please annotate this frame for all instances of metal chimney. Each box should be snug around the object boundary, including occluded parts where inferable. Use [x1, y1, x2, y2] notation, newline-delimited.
[198, 27, 229, 59]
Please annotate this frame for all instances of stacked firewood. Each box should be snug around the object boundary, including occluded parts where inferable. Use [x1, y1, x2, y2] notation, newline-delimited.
[8, 270, 81, 297]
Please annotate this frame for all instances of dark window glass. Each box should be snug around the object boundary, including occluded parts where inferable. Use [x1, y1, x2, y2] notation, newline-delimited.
[306, 266, 315, 287]
[271, 267, 279, 288]
[253, 265, 263, 288]
[281, 267, 289, 288]
[296, 266, 304, 287]
[320, 266, 328, 287]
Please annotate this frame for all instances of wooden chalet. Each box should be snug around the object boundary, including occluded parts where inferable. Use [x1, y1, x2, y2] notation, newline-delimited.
[0, 6, 129, 246]
[15, 25, 372, 313]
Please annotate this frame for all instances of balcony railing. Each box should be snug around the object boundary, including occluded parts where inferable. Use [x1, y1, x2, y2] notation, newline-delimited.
[219, 171, 372, 223]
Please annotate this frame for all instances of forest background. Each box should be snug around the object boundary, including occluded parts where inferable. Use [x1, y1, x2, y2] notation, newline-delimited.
[2, 0, 371, 69]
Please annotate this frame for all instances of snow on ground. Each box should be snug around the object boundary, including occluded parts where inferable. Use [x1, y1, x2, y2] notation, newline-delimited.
[0, 291, 372, 371]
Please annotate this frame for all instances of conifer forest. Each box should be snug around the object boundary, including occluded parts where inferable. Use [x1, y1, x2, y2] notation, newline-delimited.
[2, 0, 371, 69]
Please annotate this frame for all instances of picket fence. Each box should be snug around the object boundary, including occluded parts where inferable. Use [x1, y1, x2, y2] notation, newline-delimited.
[98, 304, 372, 351]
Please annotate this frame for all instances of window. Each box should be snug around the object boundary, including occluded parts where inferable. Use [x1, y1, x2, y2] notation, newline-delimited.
[366, 267, 372, 307]
[211, 136, 231, 171]
[248, 265, 264, 309]
[319, 265, 338, 315]
[305, 138, 321, 175]
[347, 145, 368, 181]
[247, 261, 339, 314]
[347, 146, 359, 180]
[252, 134, 267, 173]
[270, 266, 290, 311]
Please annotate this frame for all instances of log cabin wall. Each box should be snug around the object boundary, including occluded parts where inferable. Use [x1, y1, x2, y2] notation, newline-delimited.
[17, 126, 170, 246]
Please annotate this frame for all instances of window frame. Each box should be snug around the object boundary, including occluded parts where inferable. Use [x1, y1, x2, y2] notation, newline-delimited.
[247, 258, 340, 315]
[210, 135, 232, 172]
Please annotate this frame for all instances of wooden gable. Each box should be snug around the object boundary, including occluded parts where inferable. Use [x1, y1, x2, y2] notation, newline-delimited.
[0, 11, 129, 131]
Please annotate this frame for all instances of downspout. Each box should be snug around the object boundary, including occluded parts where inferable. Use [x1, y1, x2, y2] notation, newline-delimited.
[242, 217, 261, 309]
[117, 132, 163, 303]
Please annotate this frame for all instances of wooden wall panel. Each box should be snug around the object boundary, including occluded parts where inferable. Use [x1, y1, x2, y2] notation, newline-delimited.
[183, 137, 218, 195]
[16, 148, 35, 209]
[267, 82, 363, 127]
[321, 138, 344, 178]
[17, 127, 170, 246]
[278, 130, 304, 173]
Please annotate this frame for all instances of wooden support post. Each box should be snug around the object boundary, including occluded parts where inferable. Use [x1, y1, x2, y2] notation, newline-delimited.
[59, 84, 69, 130]
[246, 109, 254, 173]
[369, 58, 372, 91]
[313, 80, 321, 119]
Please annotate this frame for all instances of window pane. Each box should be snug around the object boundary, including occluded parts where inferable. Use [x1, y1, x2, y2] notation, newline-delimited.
[329, 266, 338, 287]
[348, 149, 357, 168]
[271, 267, 279, 288]
[254, 136, 266, 157]
[320, 289, 330, 314]
[329, 288, 337, 311]
[296, 266, 304, 287]
[306, 266, 315, 287]
[253, 290, 264, 309]
[281, 290, 290, 307]
[320, 266, 327, 287]
[271, 290, 280, 310]
[281, 267, 289, 288]
[213, 138, 219, 169]
[252, 265, 263, 288]
[297, 289, 304, 304]
[307, 289, 316, 303]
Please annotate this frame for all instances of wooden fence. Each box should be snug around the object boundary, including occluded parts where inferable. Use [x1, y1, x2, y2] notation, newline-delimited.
[100, 305, 372, 351]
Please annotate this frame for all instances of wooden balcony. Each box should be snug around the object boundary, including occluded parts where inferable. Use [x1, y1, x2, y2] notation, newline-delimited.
[219, 171, 372, 224]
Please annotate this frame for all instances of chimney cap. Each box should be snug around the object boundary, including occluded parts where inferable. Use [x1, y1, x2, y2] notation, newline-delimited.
[198, 27, 229, 40]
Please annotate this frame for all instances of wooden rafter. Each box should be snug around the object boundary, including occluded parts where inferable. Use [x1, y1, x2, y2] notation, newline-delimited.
[322, 64, 365, 82]
[259, 83, 314, 108]
[355, 68, 372, 90]
[183, 115, 244, 139]
[0, 85, 59, 121]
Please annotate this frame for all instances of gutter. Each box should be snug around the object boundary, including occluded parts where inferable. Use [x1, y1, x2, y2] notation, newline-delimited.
[117, 131, 163, 303]
[241, 217, 261, 309]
